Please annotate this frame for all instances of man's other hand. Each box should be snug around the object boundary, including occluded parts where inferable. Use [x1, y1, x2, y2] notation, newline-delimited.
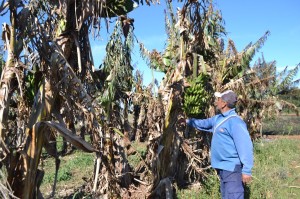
[242, 174, 252, 184]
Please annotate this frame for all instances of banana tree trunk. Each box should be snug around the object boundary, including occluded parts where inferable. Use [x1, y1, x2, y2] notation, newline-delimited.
[148, 82, 185, 198]
[9, 78, 58, 198]
[0, 2, 18, 160]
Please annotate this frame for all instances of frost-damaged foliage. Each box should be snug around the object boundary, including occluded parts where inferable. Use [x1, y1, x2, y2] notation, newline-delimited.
[0, 0, 160, 198]
[136, 0, 299, 197]
[0, 0, 299, 198]
[219, 35, 300, 138]
[136, 1, 221, 198]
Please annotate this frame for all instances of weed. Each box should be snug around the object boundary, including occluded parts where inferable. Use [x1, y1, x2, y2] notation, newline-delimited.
[127, 154, 141, 168]
[132, 141, 147, 157]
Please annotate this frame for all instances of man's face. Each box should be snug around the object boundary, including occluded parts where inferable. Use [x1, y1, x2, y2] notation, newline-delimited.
[214, 97, 227, 112]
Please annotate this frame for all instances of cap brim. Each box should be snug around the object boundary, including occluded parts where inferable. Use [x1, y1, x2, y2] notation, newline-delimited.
[214, 92, 222, 98]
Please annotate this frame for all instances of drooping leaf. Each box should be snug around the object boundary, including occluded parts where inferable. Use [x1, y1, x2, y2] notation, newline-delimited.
[43, 121, 97, 153]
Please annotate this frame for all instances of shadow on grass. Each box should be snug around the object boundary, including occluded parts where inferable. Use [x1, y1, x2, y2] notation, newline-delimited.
[245, 184, 250, 199]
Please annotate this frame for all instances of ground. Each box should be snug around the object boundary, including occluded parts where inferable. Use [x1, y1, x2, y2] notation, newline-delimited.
[265, 135, 300, 140]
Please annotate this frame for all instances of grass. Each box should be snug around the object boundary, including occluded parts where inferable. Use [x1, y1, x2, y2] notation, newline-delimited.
[177, 138, 300, 199]
[249, 138, 300, 199]
[176, 171, 221, 199]
[127, 141, 148, 168]
[40, 150, 94, 198]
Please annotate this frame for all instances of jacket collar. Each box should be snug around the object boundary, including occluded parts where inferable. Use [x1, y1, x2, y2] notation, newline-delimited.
[221, 108, 236, 117]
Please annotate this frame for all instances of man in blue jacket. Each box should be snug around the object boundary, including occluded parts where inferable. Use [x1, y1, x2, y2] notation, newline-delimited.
[186, 90, 253, 199]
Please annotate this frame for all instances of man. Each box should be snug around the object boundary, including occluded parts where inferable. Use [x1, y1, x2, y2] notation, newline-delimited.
[186, 90, 253, 199]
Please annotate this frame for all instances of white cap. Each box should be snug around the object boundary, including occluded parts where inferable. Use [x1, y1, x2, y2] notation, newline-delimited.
[214, 90, 237, 105]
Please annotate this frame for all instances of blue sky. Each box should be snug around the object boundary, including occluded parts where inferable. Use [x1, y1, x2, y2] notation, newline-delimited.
[1, 0, 299, 86]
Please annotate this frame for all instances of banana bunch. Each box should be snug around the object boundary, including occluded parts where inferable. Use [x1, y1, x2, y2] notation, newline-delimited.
[183, 73, 210, 118]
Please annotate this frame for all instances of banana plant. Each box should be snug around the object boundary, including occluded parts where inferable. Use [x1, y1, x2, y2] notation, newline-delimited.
[0, 0, 149, 198]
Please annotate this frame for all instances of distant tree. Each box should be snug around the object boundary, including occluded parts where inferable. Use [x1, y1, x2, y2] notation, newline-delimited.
[278, 87, 300, 108]
[251, 56, 300, 111]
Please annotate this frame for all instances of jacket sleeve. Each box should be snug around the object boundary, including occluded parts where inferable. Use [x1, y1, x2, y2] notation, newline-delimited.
[186, 116, 216, 132]
[230, 119, 254, 175]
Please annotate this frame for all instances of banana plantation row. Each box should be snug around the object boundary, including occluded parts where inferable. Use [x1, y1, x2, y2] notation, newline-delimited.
[0, 0, 298, 198]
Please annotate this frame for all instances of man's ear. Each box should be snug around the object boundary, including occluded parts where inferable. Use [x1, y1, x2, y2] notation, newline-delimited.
[222, 101, 228, 108]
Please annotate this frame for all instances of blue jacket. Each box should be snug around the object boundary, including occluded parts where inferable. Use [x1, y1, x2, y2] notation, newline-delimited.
[186, 109, 253, 175]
